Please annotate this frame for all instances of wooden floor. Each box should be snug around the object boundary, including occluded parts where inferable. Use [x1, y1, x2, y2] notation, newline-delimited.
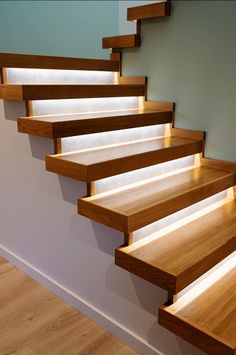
[0, 257, 137, 355]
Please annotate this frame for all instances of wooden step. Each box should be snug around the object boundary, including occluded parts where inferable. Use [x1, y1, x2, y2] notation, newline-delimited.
[127, 2, 170, 21]
[78, 166, 236, 233]
[0, 84, 145, 101]
[0, 52, 119, 71]
[18, 108, 172, 138]
[159, 265, 236, 355]
[46, 136, 203, 182]
[116, 200, 236, 293]
[102, 35, 140, 50]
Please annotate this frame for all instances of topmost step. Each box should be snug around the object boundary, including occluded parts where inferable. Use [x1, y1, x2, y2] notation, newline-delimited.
[127, 1, 170, 21]
[0, 53, 119, 72]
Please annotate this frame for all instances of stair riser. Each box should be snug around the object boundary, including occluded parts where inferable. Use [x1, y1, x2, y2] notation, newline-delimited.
[18, 111, 172, 138]
[46, 140, 203, 182]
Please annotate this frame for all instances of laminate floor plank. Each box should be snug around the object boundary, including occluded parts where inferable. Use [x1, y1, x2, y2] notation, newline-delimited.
[0, 257, 137, 355]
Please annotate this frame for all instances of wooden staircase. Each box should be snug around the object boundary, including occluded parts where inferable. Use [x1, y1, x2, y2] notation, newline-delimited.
[1, 2, 235, 354]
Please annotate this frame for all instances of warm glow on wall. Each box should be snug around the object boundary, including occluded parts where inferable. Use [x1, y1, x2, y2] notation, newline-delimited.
[6, 68, 115, 84]
[172, 251, 236, 309]
[31, 96, 140, 116]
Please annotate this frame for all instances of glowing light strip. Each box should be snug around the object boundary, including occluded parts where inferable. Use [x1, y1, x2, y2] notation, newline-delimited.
[32, 97, 140, 116]
[172, 252, 236, 311]
[27, 107, 147, 119]
[86, 163, 197, 202]
[6, 68, 115, 84]
[54, 134, 168, 157]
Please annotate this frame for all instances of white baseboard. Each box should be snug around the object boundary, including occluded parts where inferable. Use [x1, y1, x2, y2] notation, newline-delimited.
[0, 244, 163, 355]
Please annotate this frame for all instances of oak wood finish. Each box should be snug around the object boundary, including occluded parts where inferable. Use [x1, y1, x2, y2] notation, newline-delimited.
[127, 2, 170, 21]
[201, 157, 236, 172]
[116, 200, 236, 292]
[0, 257, 136, 355]
[18, 108, 173, 138]
[110, 52, 122, 75]
[78, 166, 236, 233]
[87, 182, 96, 197]
[46, 137, 203, 182]
[0, 52, 119, 71]
[117, 75, 146, 86]
[103, 34, 141, 49]
[0, 68, 8, 83]
[0, 83, 145, 101]
[53, 138, 62, 154]
[159, 267, 236, 355]
[144, 100, 175, 112]
[25, 100, 33, 116]
[171, 127, 205, 141]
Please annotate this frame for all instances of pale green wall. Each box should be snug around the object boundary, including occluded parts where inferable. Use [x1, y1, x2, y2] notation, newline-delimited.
[0, 1, 118, 59]
[122, 1, 236, 162]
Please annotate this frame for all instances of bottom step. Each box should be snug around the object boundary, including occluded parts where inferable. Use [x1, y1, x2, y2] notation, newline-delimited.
[159, 263, 236, 355]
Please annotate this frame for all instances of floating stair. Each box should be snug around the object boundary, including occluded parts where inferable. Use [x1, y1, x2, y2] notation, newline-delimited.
[17, 107, 173, 138]
[1, 2, 236, 354]
[127, 2, 170, 21]
[116, 199, 236, 293]
[0, 52, 119, 71]
[78, 166, 236, 233]
[103, 34, 141, 50]
[46, 136, 203, 182]
[103, 1, 170, 50]
[159, 264, 236, 355]
[0, 84, 145, 101]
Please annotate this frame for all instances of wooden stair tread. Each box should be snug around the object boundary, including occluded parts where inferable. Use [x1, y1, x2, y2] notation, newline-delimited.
[78, 166, 236, 233]
[127, 2, 170, 21]
[159, 267, 236, 355]
[0, 84, 145, 101]
[46, 136, 203, 182]
[116, 200, 236, 292]
[102, 34, 140, 49]
[0, 52, 119, 71]
[18, 108, 173, 138]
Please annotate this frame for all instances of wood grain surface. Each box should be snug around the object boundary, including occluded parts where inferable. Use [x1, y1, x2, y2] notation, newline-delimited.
[127, 2, 170, 21]
[0, 52, 119, 71]
[0, 256, 137, 355]
[18, 108, 172, 138]
[78, 166, 236, 233]
[116, 200, 236, 292]
[159, 267, 236, 355]
[46, 137, 203, 182]
[0, 84, 145, 101]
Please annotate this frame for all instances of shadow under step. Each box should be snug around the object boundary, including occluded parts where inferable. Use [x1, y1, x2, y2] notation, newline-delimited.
[0, 52, 119, 71]
[116, 199, 236, 293]
[159, 264, 236, 355]
[78, 166, 236, 233]
[0, 84, 144, 101]
[18, 108, 173, 138]
[46, 136, 203, 181]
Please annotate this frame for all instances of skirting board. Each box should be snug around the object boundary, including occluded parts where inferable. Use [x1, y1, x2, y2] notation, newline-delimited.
[0, 243, 163, 355]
